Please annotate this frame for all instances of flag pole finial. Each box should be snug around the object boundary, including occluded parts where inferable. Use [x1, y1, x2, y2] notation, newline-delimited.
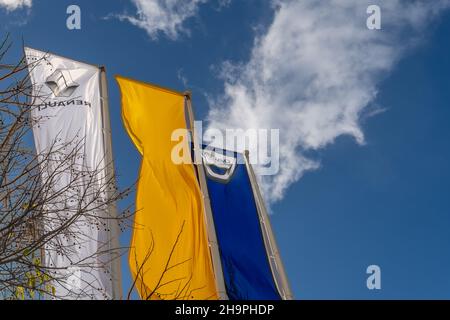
[183, 90, 192, 99]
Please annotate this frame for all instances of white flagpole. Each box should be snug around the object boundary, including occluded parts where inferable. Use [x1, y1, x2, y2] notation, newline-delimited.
[184, 92, 228, 300]
[243, 150, 294, 300]
[99, 67, 123, 300]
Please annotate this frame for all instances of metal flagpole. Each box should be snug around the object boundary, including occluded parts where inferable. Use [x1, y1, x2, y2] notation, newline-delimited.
[99, 67, 123, 300]
[243, 150, 294, 300]
[184, 92, 228, 300]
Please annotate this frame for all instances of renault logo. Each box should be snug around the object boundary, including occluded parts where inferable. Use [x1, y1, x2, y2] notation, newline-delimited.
[45, 69, 79, 98]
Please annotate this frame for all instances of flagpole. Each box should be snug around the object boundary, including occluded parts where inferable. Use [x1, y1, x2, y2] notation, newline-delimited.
[184, 92, 228, 300]
[243, 150, 294, 300]
[99, 66, 123, 300]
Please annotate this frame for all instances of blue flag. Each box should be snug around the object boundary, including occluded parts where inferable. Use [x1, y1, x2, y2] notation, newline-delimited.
[202, 148, 282, 300]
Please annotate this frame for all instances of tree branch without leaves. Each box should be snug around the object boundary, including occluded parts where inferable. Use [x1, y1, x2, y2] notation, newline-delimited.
[0, 35, 133, 300]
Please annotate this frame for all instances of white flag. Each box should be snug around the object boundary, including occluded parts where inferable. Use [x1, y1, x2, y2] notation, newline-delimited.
[25, 47, 121, 300]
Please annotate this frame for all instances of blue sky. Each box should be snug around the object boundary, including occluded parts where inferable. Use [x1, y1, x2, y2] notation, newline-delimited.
[2, 0, 450, 299]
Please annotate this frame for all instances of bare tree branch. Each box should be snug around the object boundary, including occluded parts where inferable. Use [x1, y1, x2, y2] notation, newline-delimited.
[0, 36, 133, 300]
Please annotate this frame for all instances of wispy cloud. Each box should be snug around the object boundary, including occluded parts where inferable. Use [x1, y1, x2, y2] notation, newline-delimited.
[177, 68, 189, 87]
[0, 0, 31, 11]
[115, 0, 208, 40]
[207, 0, 450, 203]
[216, 0, 231, 11]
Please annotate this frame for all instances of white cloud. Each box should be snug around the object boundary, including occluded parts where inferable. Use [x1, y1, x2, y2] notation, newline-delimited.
[207, 0, 450, 203]
[118, 0, 207, 40]
[0, 0, 31, 11]
[216, 0, 231, 10]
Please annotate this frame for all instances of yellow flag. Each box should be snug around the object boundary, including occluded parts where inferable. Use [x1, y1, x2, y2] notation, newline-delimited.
[116, 76, 218, 300]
